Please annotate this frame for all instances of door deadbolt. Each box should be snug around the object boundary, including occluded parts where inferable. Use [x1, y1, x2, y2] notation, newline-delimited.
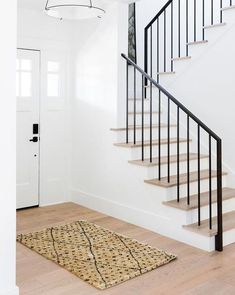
[29, 136, 38, 143]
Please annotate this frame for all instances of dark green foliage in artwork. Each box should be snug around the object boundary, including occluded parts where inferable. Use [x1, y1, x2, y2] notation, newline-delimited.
[128, 3, 136, 63]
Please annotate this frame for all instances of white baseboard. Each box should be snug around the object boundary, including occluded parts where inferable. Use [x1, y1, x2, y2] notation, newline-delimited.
[0, 286, 19, 295]
[39, 200, 68, 207]
[70, 188, 214, 251]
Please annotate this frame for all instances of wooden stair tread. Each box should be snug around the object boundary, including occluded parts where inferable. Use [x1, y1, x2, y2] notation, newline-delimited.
[164, 187, 235, 211]
[129, 153, 208, 167]
[183, 209, 235, 237]
[144, 169, 227, 188]
[110, 124, 177, 131]
[221, 5, 235, 11]
[172, 56, 192, 61]
[114, 137, 191, 148]
[203, 22, 226, 29]
[187, 40, 208, 45]
[157, 71, 175, 75]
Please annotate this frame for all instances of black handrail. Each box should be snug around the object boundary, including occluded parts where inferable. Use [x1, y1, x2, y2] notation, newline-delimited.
[144, 0, 230, 82]
[121, 52, 223, 251]
[122, 53, 221, 141]
[145, 0, 173, 30]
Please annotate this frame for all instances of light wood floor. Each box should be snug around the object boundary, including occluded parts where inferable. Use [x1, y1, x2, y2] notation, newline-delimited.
[17, 203, 235, 295]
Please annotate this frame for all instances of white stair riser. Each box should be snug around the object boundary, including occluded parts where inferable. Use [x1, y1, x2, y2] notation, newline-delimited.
[117, 127, 178, 142]
[128, 113, 168, 125]
[185, 197, 235, 224]
[166, 175, 227, 200]
[144, 158, 209, 179]
[131, 142, 192, 159]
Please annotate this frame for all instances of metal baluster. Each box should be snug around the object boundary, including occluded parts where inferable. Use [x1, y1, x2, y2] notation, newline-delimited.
[202, 0, 205, 41]
[177, 106, 180, 202]
[158, 90, 161, 180]
[171, 1, 173, 71]
[198, 125, 201, 226]
[215, 139, 223, 251]
[134, 68, 136, 144]
[168, 97, 170, 182]
[144, 28, 148, 90]
[150, 27, 153, 162]
[209, 135, 212, 229]
[220, 0, 223, 23]
[194, 0, 196, 42]
[164, 10, 166, 72]
[178, 0, 181, 57]
[211, 0, 213, 25]
[220, 0, 223, 24]
[187, 115, 190, 205]
[157, 18, 159, 83]
[126, 62, 129, 144]
[142, 75, 145, 161]
[186, 0, 189, 56]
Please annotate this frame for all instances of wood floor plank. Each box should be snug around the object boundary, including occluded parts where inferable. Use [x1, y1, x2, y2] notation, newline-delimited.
[17, 203, 235, 295]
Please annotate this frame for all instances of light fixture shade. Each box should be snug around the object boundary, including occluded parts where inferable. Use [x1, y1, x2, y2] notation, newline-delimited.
[45, 0, 106, 20]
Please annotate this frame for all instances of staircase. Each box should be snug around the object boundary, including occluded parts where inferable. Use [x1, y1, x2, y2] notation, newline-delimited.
[111, 1, 235, 252]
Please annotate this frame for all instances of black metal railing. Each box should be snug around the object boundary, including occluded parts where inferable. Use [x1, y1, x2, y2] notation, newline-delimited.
[122, 53, 223, 251]
[144, 0, 233, 81]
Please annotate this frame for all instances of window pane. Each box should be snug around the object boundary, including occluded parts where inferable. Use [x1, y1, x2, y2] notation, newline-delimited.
[48, 61, 60, 72]
[21, 72, 32, 97]
[16, 72, 20, 97]
[47, 74, 59, 97]
[21, 59, 32, 71]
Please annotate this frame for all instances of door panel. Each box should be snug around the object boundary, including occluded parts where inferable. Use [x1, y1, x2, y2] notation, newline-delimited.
[16, 49, 40, 209]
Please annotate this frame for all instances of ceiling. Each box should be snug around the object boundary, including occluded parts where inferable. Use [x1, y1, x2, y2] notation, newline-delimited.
[18, 0, 135, 11]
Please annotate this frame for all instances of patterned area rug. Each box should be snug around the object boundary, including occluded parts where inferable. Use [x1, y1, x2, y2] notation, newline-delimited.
[17, 220, 176, 290]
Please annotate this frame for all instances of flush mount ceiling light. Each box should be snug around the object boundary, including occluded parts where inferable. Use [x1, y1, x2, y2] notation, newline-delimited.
[45, 0, 106, 20]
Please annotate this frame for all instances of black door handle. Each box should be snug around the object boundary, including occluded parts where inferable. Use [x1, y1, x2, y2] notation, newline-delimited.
[29, 136, 38, 143]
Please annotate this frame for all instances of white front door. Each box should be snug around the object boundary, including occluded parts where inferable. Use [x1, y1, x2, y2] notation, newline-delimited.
[16, 49, 40, 209]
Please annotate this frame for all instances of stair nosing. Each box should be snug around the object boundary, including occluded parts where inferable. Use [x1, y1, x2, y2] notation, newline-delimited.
[144, 170, 227, 188]
[163, 187, 235, 211]
[129, 153, 208, 167]
[114, 138, 191, 148]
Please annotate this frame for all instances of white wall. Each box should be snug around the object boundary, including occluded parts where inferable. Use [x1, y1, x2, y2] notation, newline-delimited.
[0, 1, 19, 294]
[70, 2, 130, 201]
